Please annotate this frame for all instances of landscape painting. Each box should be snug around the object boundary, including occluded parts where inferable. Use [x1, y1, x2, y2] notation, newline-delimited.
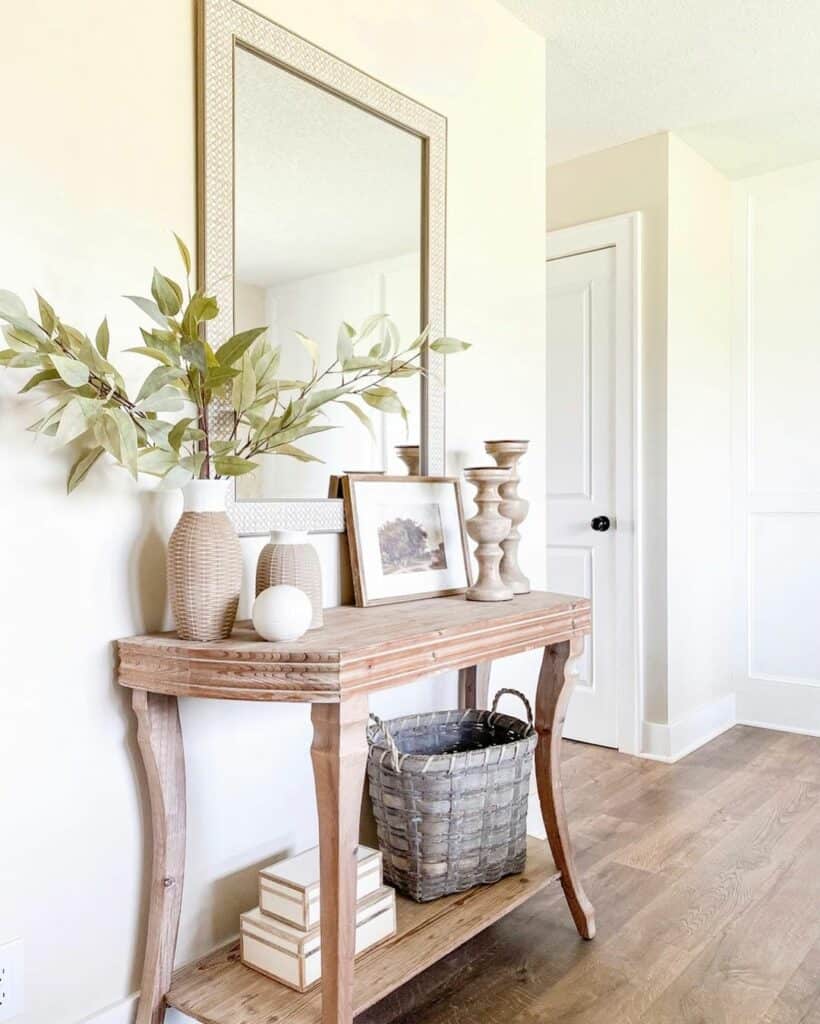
[377, 503, 448, 575]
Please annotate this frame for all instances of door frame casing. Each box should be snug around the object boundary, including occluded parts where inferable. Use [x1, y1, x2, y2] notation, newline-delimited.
[546, 212, 643, 755]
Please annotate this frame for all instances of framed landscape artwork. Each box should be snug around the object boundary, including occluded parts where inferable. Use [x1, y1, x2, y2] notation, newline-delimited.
[342, 476, 472, 606]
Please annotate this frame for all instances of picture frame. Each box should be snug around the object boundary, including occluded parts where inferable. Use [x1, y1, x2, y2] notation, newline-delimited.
[342, 475, 472, 607]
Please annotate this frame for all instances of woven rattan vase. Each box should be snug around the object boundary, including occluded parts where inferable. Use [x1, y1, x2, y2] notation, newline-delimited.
[167, 479, 242, 641]
[255, 530, 323, 630]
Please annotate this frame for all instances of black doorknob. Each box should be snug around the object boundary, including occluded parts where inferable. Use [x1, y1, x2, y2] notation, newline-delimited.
[591, 515, 611, 532]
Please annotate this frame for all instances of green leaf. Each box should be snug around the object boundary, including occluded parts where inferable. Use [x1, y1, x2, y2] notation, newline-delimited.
[126, 345, 175, 368]
[124, 294, 168, 328]
[168, 416, 194, 452]
[304, 385, 352, 413]
[108, 408, 139, 479]
[357, 313, 389, 342]
[205, 364, 240, 390]
[35, 292, 56, 335]
[137, 385, 186, 414]
[361, 385, 403, 414]
[337, 398, 376, 443]
[140, 418, 173, 448]
[95, 317, 110, 358]
[174, 233, 192, 276]
[158, 463, 195, 490]
[56, 397, 93, 445]
[50, 354, 89, 388]
[341, 356, 385, 372]
[263, 422, 335, 450]
[180, 452, 206, 478]
[214, 455, 258, 477]
[337, 322, 354, 366]
[272, 443, 324, 464]
[3, 326, 38, 351]
[138, 447, 180, 476]
[216, 327, 267, 367]
[8, 353, 43, 368]
[180, 338, 207, 373]
[210, 439, 236, 456]
[151, 268, 183, 317]
[231, 354, 256, 412]
[93, 409, 122, 460]
[135, 364, 186, 404]
[293, 331, 319, 375]
[66, 446, 105, 493]
[409, 325, 431, 351]
[19, 368, 60, 393]
[430, 337, 471, 354]
[0, 290, 27, 321]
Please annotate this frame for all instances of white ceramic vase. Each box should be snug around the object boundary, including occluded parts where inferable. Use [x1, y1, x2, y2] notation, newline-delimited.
[253, 585, 313, 642]
[255, 530, 323, 630]
[167, 479, 242, 641]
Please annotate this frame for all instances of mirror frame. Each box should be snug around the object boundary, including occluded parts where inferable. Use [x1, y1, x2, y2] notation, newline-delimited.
[197, 0, 447, 535]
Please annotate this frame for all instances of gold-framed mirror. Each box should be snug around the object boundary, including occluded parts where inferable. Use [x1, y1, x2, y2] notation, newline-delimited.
[197, 0, 447, 535]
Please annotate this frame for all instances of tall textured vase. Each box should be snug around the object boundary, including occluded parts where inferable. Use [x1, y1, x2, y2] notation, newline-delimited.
[167, 479, 242, 641]
[256, 530, 323, 630]
[463, 467, 513, 602]
[484, 439, 530, 594]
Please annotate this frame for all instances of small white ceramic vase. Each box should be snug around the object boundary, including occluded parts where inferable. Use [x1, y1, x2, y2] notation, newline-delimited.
[167, 479, 242, 641]
[484, 439, 530, 594]
[463, 467, 514, 602]
[256, 530, 323, 630]
[253, 585, 313, 642]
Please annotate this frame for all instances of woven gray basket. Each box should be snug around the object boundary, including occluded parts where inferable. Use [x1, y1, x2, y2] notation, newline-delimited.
[366, 689, 537, 902]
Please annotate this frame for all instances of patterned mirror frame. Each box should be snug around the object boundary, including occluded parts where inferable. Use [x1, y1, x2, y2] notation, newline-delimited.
[197, 0, 447, 535]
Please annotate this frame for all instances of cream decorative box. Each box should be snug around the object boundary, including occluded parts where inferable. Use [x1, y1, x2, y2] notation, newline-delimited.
[241, 886, 397, 992]
[259, 844, 382, 929]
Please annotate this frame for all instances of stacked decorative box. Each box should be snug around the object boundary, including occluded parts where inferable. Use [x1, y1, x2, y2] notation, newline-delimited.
[240, 845, 397, 992]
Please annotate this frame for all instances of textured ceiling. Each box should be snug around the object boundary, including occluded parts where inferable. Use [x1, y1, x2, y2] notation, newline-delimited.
[498, 0, 820, 178]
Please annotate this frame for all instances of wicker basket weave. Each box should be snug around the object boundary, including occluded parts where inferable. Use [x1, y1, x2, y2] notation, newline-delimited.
[366, 689, 537, 902]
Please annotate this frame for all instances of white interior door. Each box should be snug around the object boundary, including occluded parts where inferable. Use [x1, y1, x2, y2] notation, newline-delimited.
[546, 246, 617, 747]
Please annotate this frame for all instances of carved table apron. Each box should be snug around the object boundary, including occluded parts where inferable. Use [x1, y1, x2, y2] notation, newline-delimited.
[117, 590, 594, 1024]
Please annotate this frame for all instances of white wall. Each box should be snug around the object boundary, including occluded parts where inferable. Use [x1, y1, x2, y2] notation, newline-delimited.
[731, 160, 820, 734]
[0, 2, 545, 1022]
[547, 133, 670, 724]
[666, 135, 733, 723]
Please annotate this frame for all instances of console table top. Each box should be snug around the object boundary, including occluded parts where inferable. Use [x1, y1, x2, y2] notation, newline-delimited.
[117, 590, 591, 702]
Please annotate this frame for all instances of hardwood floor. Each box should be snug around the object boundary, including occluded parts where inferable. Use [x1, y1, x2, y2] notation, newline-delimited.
[360, 725, 820, 1024]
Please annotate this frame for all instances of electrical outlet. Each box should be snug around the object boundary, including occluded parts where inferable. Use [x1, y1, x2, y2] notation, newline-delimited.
[0, 940, 23, 1021]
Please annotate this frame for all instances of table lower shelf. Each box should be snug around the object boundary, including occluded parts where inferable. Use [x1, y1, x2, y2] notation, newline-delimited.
[167, 837, 559, 1024]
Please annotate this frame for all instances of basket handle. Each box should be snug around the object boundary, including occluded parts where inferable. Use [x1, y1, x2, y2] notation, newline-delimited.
[490, 688, 534, 726]
[368, 713, 403, 771]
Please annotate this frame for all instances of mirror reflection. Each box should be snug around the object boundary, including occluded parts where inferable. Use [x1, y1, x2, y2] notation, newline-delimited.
[233, 46, 423, 501]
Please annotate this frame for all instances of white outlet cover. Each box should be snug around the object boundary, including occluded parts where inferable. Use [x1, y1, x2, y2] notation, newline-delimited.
[0, 940, 23, 1021]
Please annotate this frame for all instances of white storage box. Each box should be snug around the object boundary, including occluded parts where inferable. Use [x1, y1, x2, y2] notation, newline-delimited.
[240, 886, 397, 992]
[259, 844, 382, 929]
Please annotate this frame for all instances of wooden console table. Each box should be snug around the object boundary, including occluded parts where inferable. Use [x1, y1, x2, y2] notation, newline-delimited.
[117, 590, 594, 1024]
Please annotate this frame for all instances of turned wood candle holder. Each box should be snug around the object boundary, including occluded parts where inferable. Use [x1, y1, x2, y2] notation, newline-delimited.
[394, 445, 420, 475]
[463, 466, 513, 602]
[485, 439, 530, 594]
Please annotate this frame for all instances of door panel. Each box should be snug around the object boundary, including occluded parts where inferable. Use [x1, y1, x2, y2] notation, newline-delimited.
[547, 247, 617, 747]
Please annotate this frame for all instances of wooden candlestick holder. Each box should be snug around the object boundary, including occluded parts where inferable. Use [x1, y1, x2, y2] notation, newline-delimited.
[463, 467, 513, 602]
[484, 439, 530, 594]
[394, 445, 420, 475]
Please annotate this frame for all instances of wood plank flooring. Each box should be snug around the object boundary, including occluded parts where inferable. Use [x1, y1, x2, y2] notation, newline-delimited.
[359, 725, 820, 1024]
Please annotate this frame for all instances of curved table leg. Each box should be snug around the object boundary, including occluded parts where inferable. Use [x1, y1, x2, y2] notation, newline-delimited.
[311, 695, 369, 1024]
[133, 690, 186, 1024]
[458, 661, 492, 709]
[534, 637, 596, 939]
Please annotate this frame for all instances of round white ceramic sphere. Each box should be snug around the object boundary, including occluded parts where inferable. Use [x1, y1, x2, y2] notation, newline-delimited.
[252, 584, 313, 642]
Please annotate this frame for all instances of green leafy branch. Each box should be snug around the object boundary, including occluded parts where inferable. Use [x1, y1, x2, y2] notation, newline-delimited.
[0, 236, 470, 492]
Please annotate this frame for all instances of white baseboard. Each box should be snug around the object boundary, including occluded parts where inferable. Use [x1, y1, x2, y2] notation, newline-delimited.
[640, 692, 736, 763]
[77, 993, 195, 1024]
[737, 718, 820, 739]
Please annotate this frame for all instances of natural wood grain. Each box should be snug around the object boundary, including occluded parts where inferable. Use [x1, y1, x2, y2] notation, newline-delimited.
[166, 837, 559, 1024]
[311, 696, 369, 1024]
[348, 727, 820, 1024]
[132, 691, 186, 1024]
[534, 636, 596, 939]
[457, 661, 491, 709]
[117, 591, 590, 701]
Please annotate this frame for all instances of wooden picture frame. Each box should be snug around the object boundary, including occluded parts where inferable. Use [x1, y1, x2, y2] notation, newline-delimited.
[342, 475, 472, 607]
